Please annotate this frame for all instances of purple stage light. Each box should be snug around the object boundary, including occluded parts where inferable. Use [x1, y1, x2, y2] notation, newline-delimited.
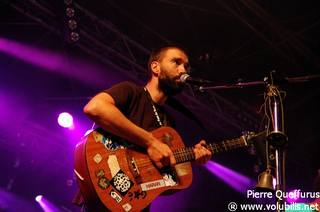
[286, 189, 300, 203]
[35, 195, 60, 212]
[35, 195, 43, 202]
[205, 161, 253, 194]
[58, 112, 74, 129]
[0, 37, 123, 87]
[0, 188, 39, 211]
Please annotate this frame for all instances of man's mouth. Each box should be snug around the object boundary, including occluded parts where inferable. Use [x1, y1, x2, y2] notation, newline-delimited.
[175, 74, 183, 81]
[175, 78, 182, 83]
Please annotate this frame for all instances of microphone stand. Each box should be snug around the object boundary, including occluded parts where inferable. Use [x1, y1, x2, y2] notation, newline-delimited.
[198, 72, 320, 212]
[264, 71, 287, 212]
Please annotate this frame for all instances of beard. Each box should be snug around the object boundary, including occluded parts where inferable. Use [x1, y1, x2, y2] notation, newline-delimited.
[158, 74, 185, 96]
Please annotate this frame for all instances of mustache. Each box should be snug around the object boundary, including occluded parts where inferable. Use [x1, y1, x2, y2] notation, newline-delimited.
[174, 74, 185, 80]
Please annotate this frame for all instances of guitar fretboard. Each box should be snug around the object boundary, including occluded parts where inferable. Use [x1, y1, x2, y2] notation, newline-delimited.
[173, 136, 248, 164]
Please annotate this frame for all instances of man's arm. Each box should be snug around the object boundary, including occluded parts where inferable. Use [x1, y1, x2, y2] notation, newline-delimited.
[83, 92, 175, 168]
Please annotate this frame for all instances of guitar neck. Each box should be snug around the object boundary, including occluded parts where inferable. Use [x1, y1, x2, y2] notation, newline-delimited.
[173, 135, 249, 164]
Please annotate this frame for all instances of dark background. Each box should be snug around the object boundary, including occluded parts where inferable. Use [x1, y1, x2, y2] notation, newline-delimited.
[0, 0, 319, 211]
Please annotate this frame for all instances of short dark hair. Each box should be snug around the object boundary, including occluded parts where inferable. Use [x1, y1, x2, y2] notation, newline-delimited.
[147, 44, 188, 79]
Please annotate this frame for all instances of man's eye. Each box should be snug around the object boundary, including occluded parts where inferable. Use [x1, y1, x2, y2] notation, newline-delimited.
[173, 59, 180, 64]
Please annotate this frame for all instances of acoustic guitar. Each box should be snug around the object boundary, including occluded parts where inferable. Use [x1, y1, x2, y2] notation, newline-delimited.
[74, 127, 255, 211]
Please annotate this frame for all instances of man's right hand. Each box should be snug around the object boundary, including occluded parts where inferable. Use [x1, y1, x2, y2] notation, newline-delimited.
[146, 139, 176, 169]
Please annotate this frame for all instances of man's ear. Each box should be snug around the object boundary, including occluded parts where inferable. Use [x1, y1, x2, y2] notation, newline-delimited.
[150, 61, 160, 76]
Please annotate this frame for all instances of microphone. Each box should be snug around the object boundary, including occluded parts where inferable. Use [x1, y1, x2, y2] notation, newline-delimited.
[180, 74, 213, 86]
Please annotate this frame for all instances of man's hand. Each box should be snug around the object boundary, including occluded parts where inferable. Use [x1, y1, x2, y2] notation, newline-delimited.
[193, 140, 212, 164]
[147, 139, 176, 169]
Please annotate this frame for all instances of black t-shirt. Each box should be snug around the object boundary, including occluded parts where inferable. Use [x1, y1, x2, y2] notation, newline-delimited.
[104, 81, 174, 132]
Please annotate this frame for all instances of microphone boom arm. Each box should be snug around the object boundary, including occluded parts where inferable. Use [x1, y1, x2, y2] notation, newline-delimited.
[198, 74, 320, 91]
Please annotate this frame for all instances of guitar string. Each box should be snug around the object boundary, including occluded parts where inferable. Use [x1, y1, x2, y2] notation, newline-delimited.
[133, 148, 196, 167]
[134, 139, 245, 168]
[134, 139, 243, 167]
[132, 152, 189, 167]
[132, 142, 242, 168]
[132, 139, 243, 167]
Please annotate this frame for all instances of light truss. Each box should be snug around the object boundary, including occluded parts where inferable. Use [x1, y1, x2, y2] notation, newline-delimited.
[6, 0, 261, 136]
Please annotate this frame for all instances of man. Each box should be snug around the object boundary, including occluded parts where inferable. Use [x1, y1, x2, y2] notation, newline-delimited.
[79, 45, 212, 211]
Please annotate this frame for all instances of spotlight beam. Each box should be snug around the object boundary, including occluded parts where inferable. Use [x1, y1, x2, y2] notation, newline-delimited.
[205, 161, 254, 194]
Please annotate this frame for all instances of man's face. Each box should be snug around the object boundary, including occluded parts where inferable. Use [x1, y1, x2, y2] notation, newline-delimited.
[157, 48, 190, 96]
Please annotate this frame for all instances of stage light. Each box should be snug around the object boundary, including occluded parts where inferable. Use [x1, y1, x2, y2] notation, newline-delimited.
[35, 195, 43, 202]
[70, 32, 80, 42]
[58, 112, 74, 128]
[64, 0, 79, 43]
[35, 195, 60, 211]
[66, 7, 75, 18]
[286, 189, 300, 203]
[68, 19, 77, 30]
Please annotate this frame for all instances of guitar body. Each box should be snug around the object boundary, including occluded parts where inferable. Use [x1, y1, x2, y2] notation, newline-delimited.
[74, 127, 193, 211]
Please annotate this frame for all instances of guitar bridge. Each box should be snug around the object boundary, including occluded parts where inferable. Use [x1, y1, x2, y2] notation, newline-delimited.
[129, 157, 141, 182]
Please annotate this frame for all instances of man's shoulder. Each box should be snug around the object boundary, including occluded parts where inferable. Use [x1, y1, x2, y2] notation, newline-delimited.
[105, 81, 144, 95]
[112, 81, 142, 90]
[119, 81, 141, 88]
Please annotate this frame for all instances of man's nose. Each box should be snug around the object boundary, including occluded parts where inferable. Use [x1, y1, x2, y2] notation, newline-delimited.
[178, 65, 187, 75]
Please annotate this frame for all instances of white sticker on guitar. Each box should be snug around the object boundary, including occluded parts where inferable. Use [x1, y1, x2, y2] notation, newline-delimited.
[140, 180, 166, 191]
[107, 155, 120, 177]
[113, 171, 132, 193]
[122, 203, 132, 211]
[110, 189, 122, 203]
[162, 173, 177, 186]
[93, 153, 102, 164]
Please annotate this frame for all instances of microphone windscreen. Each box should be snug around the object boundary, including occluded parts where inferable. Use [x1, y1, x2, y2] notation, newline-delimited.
[180, 73, 190, 83]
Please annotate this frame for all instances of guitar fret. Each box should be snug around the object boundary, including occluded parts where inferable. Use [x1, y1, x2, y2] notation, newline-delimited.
[182, 148, 187, 162]
[178, 148, 183, 163]
[176, 148, 184, 163]
[190, 148, 194, 160]
[182, 148, 187, 161]
[173, 151, 178, 163]
[190, 147, 195, 161]
[175, 149, 179, 163]
[185, 148, 190, 161]
[213, 143, 221, 153]
[187, 147, 193, 161]
[172, 133, 249, 165]
[179, 148, 184, 163]
[222, 141, 227, 151]
[174, 148, 182, 163]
